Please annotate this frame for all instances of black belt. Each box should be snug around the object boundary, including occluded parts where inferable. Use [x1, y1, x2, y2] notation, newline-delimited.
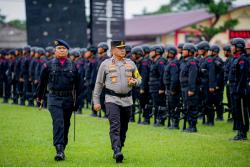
[49, 90, 72, 97]
[105, 89, 131, 98]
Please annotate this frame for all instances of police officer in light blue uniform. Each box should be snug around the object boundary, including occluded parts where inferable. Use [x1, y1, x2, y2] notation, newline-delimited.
[93, 40, 141, 163]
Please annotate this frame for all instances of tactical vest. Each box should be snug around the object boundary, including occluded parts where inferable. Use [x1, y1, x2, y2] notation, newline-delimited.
[48, 58, 76, 91]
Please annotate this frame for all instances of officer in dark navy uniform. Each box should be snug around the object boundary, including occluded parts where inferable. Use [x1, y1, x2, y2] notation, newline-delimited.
[84, 46, 98, 116]
[5, 50, 18, 104]
[229, 38, 249, 140]
[130, 47, 144, 122]
[96, 42, 110, 117]
[125, 45, 132, 59]
[210, 45, 224, 121]
[197, 41, 216, 126]
[34, 48, 47, 108]
[139, 45, 152, 124]
[163, 45, 181, 129]
[223, 44, 233, 122]
[14, 48, 24, 105]
[76, 49, 86, 114]
[36, 39, 80, 161]
[148, 45, 167, 126]
[20, 46, 33, 106]
[2, 50, 12, 103]
[179, 43, 199, 132]
[0, 50, 7, 98]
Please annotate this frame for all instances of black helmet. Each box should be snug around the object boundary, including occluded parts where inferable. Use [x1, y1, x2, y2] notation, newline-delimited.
[150, 45, 163, 55]
[0, 49, 7, 56]
[69, 49, 80, 57]
[210, 44, 220, 53]
[166, 45, 177, 55]
[194, 45, 198, 52]
[177, 43, 184, 49]
[8, 49, 16, 55]
[131, 47, 144, 56]
[231, 38, 245, 48]
[196, 41, 210, 51]
[87, 46, 97, 54]
[125, 45, 132, 52]
[97, 42, 109, 51]
[80, 48, 87, 55]
[31, 47, 37, 53]
[183, 43, 196, 53]
[141, 45, 150, 54]
[36, 47, 45, 55]
[45, 46, 54, 54]
[23, 45, 31, 52]
[159, 45, 165, 55]
[223, 44, 231, 52]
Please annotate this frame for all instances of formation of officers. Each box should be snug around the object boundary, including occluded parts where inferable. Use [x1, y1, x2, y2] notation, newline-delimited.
[0, 37, 249, 160]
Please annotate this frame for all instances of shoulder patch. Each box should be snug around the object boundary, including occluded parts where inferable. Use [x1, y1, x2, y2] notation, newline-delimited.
[170, 63, 176, 67]
[159, 61, 165, 65]
[190, 61, 196, 65]
[207, 59, 213, 63]
[239, 60, 245, 65]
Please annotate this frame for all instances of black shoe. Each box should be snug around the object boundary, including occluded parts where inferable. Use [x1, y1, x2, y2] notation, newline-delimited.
[90, 113, 97, 117]
[183, 127, 197, 133]
[154, 121, 164, 127]
[141, 120, 150, 125]
[54, 145, 65, 161]
[230, 131, 248, 141]
[204, 122, 214, 126]
[216, 117, 224, 121]
[227, 118, 233, 123]
[168, 124, 179, 130]
[113, 147, 123, 163]
[129, 117, 135, 122]
[2, 99, 8, 103]
[20, 101, 25, 106]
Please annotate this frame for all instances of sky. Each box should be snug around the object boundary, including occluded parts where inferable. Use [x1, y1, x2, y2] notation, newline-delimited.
[0, 0, 249, 21]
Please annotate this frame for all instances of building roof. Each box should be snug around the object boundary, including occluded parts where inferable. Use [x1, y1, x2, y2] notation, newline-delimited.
[126, 9, 213, 37]
[0, 24, 27, 48]
[126, 5, 250, 37]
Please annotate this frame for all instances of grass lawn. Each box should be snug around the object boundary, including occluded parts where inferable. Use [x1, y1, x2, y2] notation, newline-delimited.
[0, 102, 249, 167]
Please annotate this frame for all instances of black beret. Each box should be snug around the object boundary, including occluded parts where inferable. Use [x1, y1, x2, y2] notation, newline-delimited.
[53, 39, 70, 49]
[111, 40, 126, 48]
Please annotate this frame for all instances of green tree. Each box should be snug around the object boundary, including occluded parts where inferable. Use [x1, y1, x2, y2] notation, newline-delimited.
[192, 0, 238, 41]
[149, 0, 238, 42]
[7, 19, 26, 30]
[0, 9, 6, 24]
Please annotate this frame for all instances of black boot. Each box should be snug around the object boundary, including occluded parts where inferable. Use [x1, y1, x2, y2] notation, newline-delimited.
[191, 121, 198, 132]
[3, 98, 8, 103]
[184, 121, 197, 133]
[54, 145, 65, 161]
[231, 131, 248, 141]
[142, 118, 150, 125]
[113, 147, 123, 163]
[169, 119, 179, 129]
